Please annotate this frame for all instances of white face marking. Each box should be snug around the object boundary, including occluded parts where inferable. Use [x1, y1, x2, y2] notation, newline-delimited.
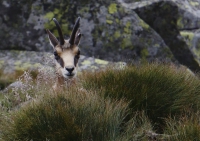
[61, 51, 77, 78]
[55, 43, 79, 79]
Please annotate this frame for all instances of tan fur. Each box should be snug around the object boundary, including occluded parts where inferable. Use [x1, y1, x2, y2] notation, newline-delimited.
[46, 17, 82, 90]
[52, 43, 80, 90]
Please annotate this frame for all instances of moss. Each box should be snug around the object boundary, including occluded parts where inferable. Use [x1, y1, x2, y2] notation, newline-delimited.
[21, 62, 32, 70]
[95, 59, 109, 65]
[180, 31, 194, 41]
[121, 37, 133, 49]
[14, 61, 39, 71]
[81, 60, 92, 65]
[106, 19, 113, 24]
[91, 65, 98, 69]
[61, 23, 70, 35]
[33, 5, 43, 13]
[141, 48, 149, 59]
[190, 1, 199, 6]
[53, 8, 60, 14]
[118, 6, 125, 14]
[14, 61, 22, 66]
[33, 63, 41, 68]
[110, 36, 115, 42]
[154, 44, 160, 48]
[44, 12, 54, 20]
[126, 21, 131, 28]
[108, 3, 117, 14]
[177, 17, 184, 29]
[78, 7, 89, 14]
[115, 18, 120, 24]
[162, 3, 171, 11]
[124, 21, 131, 34]
[192, 41, 200, 57]
[114, 31, 121, 39]
[193, 49, 200, 59]
[0, 60, 4, 68]
[139, 19, 149, 29]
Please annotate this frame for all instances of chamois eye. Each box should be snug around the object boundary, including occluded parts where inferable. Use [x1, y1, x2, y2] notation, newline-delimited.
[75, 50, 80, 59]
[74, 50, 80, 66]
[54, 51, 60, 60]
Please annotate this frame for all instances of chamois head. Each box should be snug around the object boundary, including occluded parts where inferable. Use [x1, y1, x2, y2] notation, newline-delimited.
[46, 17, 82, 80]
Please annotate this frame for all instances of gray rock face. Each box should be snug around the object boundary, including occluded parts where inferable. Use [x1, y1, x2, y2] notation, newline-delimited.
[134, 0, 200, 72]
[1, 0, 200, 73]
[0, 0, 173, 63]
[118, 0, 200, 72]
[0, 50, 125, 74]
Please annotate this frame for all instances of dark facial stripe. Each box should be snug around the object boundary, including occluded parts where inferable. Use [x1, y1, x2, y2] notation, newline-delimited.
[74, 50, 80, 66]
[54, 52, 64, 68]
[57, 57, 64, 68]
[54, 50, 80, 68]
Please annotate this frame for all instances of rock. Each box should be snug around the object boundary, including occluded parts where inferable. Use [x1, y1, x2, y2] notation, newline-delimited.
[6, 81, 24, 89]
[0, 50, 125, 74]
[0, 0, 174, 63]
[118, 0, 200, 72]
[1, 0, 200, 73]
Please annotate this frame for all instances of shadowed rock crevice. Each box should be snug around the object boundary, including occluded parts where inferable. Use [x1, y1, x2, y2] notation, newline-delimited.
[134, 1, 200, 73]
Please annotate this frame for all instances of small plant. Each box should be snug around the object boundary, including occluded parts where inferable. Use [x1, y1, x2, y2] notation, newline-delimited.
[0, 69, 23, 90]
[0, 68, 38, 90]
[0, 71, 37, 112]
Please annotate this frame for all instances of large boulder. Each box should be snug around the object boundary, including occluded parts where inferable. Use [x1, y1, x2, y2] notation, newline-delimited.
[0, 0, 173, 63]
[118, 0, 200, 72]
[1, 0, 200, 73]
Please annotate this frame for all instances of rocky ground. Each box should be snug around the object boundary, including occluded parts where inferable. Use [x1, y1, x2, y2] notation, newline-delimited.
[0, 50, 126, 74]
[1, 0, 200, 73]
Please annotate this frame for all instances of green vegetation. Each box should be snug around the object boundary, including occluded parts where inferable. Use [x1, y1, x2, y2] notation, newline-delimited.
[139, 19, 150, 30]
[180, 31, 194, 42]
[0, 69, 38, 90]
[108, 3, 117, 14]
[81, 63, 200, 131]
[0, 69, 25, 90]
[1, 63, 200, 140]
[165, 111, 200, 141]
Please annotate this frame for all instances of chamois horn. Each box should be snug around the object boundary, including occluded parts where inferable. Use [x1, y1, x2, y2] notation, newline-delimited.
[53, 18, 65, 45]
[69, 17, 80, 45]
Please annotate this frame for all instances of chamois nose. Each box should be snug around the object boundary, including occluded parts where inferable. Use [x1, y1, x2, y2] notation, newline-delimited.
[65, 67, 74, 74]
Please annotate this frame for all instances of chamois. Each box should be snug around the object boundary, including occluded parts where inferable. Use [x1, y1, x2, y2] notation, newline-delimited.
[46, 17, 82, 89]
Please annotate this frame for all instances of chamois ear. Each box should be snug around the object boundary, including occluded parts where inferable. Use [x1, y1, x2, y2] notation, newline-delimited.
[74, 29, 82, 45]
[46, 29, 59, 47]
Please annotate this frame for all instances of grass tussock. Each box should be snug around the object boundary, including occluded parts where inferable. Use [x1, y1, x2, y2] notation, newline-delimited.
[0, 66, 153, 141]
[1, 62, 200, 140]
[0, 89, 152, 141]
[81, 63, 200, 129]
